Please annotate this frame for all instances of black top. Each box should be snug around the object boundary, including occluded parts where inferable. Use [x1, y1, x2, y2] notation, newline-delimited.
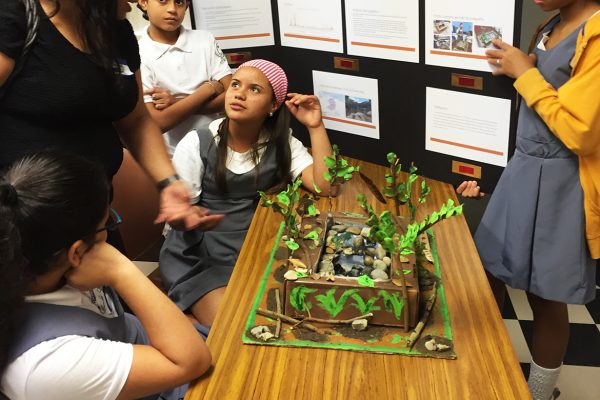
[0, 0, 141, 178]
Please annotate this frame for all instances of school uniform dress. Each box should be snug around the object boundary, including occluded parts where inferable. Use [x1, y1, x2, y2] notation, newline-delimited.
[137, 26, 232, 156]
[159, 118, 313, 311]
[0, 0, 140, 178]
[475, 18, 596, 305]
[1, 286, 207, 400]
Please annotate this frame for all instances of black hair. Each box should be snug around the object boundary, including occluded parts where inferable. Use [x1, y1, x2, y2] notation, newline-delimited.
[0, 151, 109, 373]
[46, 1, 121, 83]
[137, 0, 191, 21]
[214, 103, 293, 194]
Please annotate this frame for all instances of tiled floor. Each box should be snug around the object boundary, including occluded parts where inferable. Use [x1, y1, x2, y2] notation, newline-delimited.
[502, 284, 600, 399]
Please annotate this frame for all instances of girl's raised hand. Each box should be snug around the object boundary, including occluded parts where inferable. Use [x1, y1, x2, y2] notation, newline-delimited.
[285, 93, 324, 129]
[456, 180, 485, 199]
[486, 39, 537, 79]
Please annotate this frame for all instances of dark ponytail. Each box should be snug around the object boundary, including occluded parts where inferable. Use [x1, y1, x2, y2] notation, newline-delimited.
[215, 104, 292, 193]
[0, 151, 109, 373]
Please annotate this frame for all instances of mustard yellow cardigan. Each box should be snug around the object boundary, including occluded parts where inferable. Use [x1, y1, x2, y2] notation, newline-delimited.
[514, 12, 600, 259]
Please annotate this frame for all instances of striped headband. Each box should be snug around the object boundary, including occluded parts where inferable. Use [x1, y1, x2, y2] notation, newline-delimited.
[238, 59, 288, 107]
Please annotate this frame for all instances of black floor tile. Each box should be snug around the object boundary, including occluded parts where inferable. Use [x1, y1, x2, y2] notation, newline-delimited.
[585, 289, 600, 324]
[501, 294, 517, 320]
[520, 362, 530, 379]
[519, 321, 600, 367]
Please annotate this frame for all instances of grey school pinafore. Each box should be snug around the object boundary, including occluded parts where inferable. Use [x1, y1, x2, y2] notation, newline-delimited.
[160, 129, 280, 311]
[474, 17, 596, 305]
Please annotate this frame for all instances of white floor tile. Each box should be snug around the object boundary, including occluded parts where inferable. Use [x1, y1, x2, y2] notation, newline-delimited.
[556, 365, 600, 400]
[506, 286, 533, 321]
[503, 319, 532, 363]
[132, 261, 159, 276]
[567, 304, 595, 324]
[597, 324, 600, 334]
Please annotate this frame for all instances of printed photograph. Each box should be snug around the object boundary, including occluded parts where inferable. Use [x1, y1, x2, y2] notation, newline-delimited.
[433, 35, 451, 50]
[433, 20, 451, 35]
[451, 21, 473, 52]
[474, 25, 502, 48]
[345, 96, 372, 123]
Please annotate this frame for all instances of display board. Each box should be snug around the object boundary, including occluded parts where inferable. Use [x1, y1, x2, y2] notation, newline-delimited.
[190, 0, 522, 193]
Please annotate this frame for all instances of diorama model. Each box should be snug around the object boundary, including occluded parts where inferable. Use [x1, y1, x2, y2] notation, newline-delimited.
[244, 148, 462, 358]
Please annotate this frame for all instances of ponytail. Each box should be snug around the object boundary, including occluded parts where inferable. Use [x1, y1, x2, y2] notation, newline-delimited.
[0, 152, 109, 372]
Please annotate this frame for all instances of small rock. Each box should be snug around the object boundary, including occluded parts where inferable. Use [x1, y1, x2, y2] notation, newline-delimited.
[343, 247, 354, 255]
[373, 260, 387, 270]
[382, 256, 392, 267]
[352, 236, 364, 249]
[346, 226, 362, 235]
[284, 270, 298, 280]
[363, 266, 374, 276]
[251, 325, 274, 341]
[425, 338, 437, 351]
[322, 254, 335, 261]
[327, 229, 338, 236]
[311, 273, 321, 280]
[400, 255, 410, 263]
[351, 319, 368, 331]
[326, 236, 333, 245]
[375, 245, 386, 260]
[303, 224, 313, 230]
[360, 227, 371, 237]
[363, 255, 374, 267]
[371, 269, 388, 280]
[281, 235, 289, 241]
[436, 344, 450, 352]
[347, 269, 360, 277]
[366, 247, 376, 256]
[318, 260, 334, 272]
[325, 247, 335, 254]
[294, 267, 308, 274]
[340, 263, 353, 273]
[332, 224, 347, 232]
[326, 274, 336, 282]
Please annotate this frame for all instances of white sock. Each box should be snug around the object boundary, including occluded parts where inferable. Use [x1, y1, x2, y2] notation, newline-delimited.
[527, 359, 561, 400]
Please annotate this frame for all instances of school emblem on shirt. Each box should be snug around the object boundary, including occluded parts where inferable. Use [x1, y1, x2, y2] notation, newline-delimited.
[215, 43, 227, 63]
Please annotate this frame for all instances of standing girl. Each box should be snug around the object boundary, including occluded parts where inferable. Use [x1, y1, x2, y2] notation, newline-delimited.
[136, 0, 232, 156]
[0, 152, 211, 400]
[458, 1, 600, 399]
[160, 59, 334, 326]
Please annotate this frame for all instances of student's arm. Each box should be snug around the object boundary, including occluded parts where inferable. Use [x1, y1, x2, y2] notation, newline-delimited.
[66, 242, 211, 399]
[0, 52, 15, 86]
[285, 93, 335, 195]
[145, 74, 230, 132]
[514, 39, 600, 156]
[196, 74, 232, 114]
[114, 71, 210, 230]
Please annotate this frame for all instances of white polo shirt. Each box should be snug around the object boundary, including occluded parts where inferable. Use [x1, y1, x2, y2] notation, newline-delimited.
[1, 286, 133, 400]
[137, 26, 232, 155]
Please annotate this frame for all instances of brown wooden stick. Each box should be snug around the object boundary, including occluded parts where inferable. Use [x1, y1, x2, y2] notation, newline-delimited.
[274, 289, 282, 338]
[392, 256, 411, 332]
[257, 308, 321, 333]
[406, 281, 438, 349]
[302, 313, 373, 325]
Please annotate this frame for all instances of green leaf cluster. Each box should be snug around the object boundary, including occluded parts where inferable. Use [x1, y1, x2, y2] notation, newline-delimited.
[323, 144, 360, 187]
[379, 290, 404, 320]
[383, 154, 431, 222]
[259, 178, 303, 239]
[315, 288, 359, 318]
[289, 286, 317, 312]
[350, 292, 381, 314]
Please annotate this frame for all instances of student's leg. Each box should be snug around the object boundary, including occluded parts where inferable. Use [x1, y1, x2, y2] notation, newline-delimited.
[526, 293, 569, 400]
[485, 270, 506, 309]
[189, 287, 227, 326]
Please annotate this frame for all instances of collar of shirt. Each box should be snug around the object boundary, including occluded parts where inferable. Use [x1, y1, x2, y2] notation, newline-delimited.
[138, 25, 193, 60]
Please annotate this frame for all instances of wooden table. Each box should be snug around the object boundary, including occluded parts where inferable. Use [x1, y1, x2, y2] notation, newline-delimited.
[185, 159, 530, 400]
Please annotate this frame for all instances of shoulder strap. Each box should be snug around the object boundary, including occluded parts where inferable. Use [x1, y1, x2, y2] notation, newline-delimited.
[0, 0, 40, 99]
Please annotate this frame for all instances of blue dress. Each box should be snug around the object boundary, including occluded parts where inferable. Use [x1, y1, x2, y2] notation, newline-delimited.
[474, 18, 596, 304]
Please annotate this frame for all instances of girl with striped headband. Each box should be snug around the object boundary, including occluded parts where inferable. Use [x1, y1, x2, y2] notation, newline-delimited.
[159, 59, 334, 326]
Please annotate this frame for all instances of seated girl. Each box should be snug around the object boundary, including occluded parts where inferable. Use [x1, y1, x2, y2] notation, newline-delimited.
[160, 59, 334, 326]
[0, 152, 211, 400]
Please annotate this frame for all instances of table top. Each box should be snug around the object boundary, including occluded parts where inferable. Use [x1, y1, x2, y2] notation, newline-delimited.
[185, 158, 530, 400]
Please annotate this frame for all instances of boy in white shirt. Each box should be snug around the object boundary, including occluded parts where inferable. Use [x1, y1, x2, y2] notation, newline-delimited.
[136, 0, 232, 156]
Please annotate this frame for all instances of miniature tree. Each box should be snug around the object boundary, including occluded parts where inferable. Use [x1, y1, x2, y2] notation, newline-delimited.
[357, 193, 463, 330]
[383, 153, 430, 222]
[322, 144, 360, 214]
[259, 177, 320, 260]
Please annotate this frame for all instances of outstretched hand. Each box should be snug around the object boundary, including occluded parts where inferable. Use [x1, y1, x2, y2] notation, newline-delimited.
[285, 93, 324, 129]
[486, 39, 537, 79]
[456, 180, 485, 199]
[155, 180, 225, 230]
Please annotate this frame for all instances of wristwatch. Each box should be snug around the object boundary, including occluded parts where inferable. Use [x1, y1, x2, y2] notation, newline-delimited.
[157, 174, 180, 192]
